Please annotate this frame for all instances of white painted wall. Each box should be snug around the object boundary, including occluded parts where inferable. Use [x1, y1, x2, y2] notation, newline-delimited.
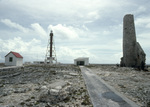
[5, 53, 17, 66]
[84, 58, 89, 65]
[16, 58, 23, 66]
[5, 53, 23, 66]
[74, 57, 89, 65]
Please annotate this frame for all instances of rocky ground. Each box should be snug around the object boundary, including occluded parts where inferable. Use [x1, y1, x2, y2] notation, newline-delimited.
[0, 63, 5, 67]
[0, 64, 93, 107]
[87, 65, 150, 107]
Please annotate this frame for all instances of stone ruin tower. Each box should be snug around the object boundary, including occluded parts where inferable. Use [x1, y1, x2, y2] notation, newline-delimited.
[120, 14, 146, 70]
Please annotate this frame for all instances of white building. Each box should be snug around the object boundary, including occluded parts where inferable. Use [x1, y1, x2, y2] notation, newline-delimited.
[33, 61, 44, 64]
[5, 51, 23, 66]
[74, 57, 89, 66]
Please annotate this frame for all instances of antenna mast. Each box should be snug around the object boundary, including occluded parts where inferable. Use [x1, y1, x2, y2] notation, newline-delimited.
[45, 30, 57, 64]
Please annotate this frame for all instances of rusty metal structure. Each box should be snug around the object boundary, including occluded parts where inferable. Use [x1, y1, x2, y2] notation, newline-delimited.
[45, 30, 57, 64]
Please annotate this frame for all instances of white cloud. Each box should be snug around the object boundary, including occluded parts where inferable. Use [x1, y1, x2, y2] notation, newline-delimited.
[1, 37, 41, 52]
[134, 6, 147, 15]
[0, 37, 45, 62]
[97, 52, 122, 64]
[0, 0, 150, 64]
[48, 24, 79, 40]
[87, 11, 100, 19]
[135, 16, 150, 28]
[0, 0, 126, 23]
[137, 34, 150, 49]
[1, 19, 48, 40]
[82, 25, 89, 31]
[57, 46, 97, 63]
[1, 19, 29, 32]
[102, 30, 111, 35]
[31, 23, 47, 39]
[146, 23, 150, 28]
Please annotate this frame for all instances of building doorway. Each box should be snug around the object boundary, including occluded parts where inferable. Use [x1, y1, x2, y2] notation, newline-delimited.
[77, 61, 85, 65]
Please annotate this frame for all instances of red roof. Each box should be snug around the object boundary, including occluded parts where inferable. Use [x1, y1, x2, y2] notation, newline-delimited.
[5, 51, 23, 58]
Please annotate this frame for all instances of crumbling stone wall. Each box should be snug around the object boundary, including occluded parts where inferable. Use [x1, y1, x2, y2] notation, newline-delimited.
[120, 14, 146, 70]
[136, 42, 146, 70]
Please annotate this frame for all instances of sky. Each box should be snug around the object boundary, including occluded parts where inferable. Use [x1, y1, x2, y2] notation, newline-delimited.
[0, 0, 150, 64]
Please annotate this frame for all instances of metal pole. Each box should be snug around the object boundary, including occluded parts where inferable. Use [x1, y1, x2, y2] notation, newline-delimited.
[50, 30, 53, 58]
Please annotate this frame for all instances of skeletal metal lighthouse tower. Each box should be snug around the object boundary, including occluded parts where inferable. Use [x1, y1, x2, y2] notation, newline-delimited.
[45, 30, 57, 64]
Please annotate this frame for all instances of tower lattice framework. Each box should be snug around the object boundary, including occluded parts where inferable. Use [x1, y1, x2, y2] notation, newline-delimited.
[45, 30, 57, 64]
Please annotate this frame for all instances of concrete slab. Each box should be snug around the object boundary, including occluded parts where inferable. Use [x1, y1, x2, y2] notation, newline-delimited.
[0, 66, 23, 70]
[80, 66, 139, 107]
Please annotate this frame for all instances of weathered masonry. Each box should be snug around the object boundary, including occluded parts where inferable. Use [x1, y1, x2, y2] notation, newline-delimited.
[120, 14, 146, 70]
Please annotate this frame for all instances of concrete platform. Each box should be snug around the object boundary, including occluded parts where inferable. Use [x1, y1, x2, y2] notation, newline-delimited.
[0, 66, 23, 71]
[80, 66, 139, 107]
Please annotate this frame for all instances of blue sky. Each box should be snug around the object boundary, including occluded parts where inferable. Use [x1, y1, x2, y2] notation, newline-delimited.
[0, 0, 150, 64]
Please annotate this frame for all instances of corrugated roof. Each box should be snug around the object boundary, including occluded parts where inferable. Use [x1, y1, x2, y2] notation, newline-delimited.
[5, 51, 23, 58]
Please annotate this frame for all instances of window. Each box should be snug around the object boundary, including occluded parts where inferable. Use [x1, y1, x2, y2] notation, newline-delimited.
[9, 57, 13, 62]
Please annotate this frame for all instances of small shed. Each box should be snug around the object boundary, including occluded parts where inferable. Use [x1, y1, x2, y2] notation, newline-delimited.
[74, 57, 89, 66]
[5, 51, 23, 66]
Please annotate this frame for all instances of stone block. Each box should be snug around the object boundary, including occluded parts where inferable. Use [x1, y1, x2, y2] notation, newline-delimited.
[121, 14, 146, 70]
